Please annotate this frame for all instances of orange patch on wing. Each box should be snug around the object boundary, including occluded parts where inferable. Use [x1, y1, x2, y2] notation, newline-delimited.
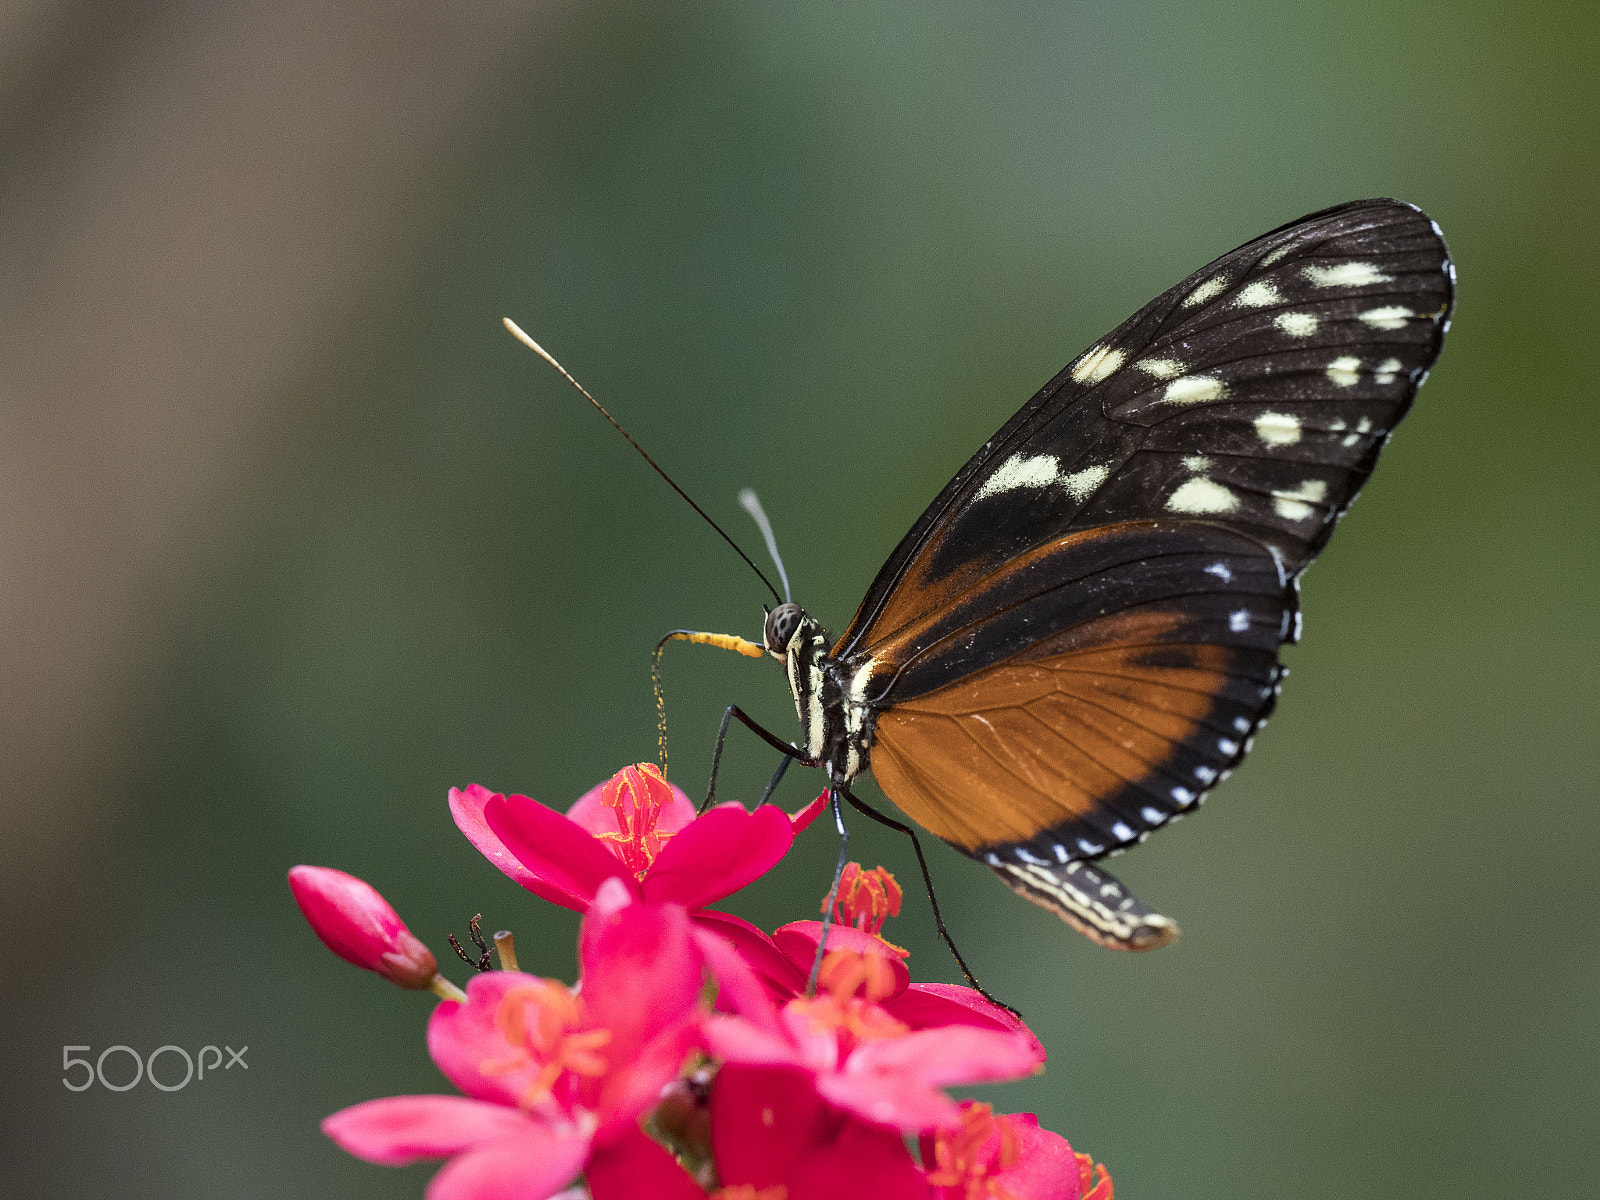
[869, 637, 1235, 852]
[840, 523, 1161, 663]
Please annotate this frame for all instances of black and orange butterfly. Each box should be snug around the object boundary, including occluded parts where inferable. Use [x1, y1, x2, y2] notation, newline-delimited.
[517, 197, 1454, 956]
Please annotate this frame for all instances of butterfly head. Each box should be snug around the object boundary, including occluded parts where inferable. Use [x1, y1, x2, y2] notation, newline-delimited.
[762, 602, 806, 661]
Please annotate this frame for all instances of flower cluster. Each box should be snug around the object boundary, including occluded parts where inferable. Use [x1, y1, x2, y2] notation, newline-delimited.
[291, 762, 1112, 1199]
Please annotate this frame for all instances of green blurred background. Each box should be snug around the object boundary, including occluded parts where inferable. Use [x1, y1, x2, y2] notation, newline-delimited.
[3, 2, 1595, 1196]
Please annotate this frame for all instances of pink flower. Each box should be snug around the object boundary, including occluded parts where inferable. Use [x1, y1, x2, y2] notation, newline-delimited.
[288, 865, 439, 990]
[921, 1101, 1113, 1200]
[747, 916, 1043, 1051]
[323, 880, 711, 1200]
[704, 943, 1044, 1134]
[585, 1069, 928, 1200]
[450, 763, 822, 913]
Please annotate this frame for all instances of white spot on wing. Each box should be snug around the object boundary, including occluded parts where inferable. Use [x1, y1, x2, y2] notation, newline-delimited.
[1279, 478, 1329, 502]
[1184, 275, 1228, 307]
[1360, 305, 1413, 329]
[1167, 477, 1239, 514]
[1254, 411, 1302, 446]
[1136, 357, 1185, 379]
[1205, 561, 1233, 582]
[1326, 356, 1361, 387]
[1111, 822, 1134, 841]
[1303, 261, 1393, 288]
[1060, 464, 1110, 501]
[1274, 311, 1319, 337]
[1163, 375, 1226, 404]
[1271, 478, 1328, 521]
[1071, 344, 1126, 384]
[1182, 455, 1213, 471]
[975, 454, 1059, 500]
[1218, 738, 1239, 756]
[1229, 609, 1250, 632]
[1374, 357, 1402, 385]
[1234, 280, 1282, 307]
[1194, 765, 1218, 783]
[1233, 716, 1251, 733]
[1259, 244, 1293, 266]
[1140, 806, 1165, 824]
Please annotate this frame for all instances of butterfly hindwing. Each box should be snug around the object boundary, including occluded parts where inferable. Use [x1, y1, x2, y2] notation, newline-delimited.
[864, 522, 1289, 860]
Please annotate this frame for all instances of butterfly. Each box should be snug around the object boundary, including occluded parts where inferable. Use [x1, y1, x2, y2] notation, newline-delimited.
[741, 198, 1453, 951]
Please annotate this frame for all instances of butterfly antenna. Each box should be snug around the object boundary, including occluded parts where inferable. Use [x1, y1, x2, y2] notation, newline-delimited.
[738, 488, 791, 604]
[503, 318, 783, 605]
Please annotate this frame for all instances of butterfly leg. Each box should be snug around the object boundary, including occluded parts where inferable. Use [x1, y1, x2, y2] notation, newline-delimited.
[700, 704, 820, 814]
[842, 787, 1019, 1017]
[757, 754, 793, 806]
[806, 785, 852, 995]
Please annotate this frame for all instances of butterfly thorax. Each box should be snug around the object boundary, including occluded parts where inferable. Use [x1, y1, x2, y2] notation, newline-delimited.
[763, 603, 876, 785]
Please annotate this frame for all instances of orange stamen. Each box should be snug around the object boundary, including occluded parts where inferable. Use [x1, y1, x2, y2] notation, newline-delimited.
[479, 979, 612, 1109]
[925, 1102, 1027, 1200]
[787, 949, 909, 1045]
[828, 863, 904, 935]
[593, 763, 678, 878]
[1076, 1151, 1113, 1200]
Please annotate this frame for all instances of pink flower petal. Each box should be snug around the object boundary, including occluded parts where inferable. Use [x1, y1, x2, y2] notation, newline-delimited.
[566, 773, 696, 838]
[449, 786, 585, 909]
[577, 899, 704, 1127]
[710, 1064, 831, 1189]
[848, 1025, 1044, 1090]
[427, 971, 548, 1107]
[579, 900, 701, 1061]
[814, 1068, 961, 1132]
[586, 1123, 706, 1200]
[321, 1095, 537, 1165]
[424, 1128, 591, 1200]
[689, 910, 807, 1007]
[920, 1110, 1087, 1200]
[485, 792, 644, 910]
[887, 983, 1045, 1056]
[772, 921, 910, 997]
[782, 1112, 929, 1200]
[789, 793, 827, 832]
[641, 803, 796, 909]
[702, 1012, 805, 1069]
[988, 1113, 1084, 1200]
[689, 921, 781, 1027]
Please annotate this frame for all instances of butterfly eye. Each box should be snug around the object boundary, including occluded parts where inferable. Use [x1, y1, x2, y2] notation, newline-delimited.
[763, 603, 804, 656]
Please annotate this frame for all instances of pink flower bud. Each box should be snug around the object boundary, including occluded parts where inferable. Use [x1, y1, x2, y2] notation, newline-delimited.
[288, 866, 438, 990]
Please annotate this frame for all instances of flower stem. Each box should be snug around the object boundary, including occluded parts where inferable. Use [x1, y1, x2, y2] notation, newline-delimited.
[429, 974, 468, 1003]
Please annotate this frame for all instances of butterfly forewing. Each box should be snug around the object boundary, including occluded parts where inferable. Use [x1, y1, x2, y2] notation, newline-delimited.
[833, 199, 1451, 871]
[835, 199, 1452, 662]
